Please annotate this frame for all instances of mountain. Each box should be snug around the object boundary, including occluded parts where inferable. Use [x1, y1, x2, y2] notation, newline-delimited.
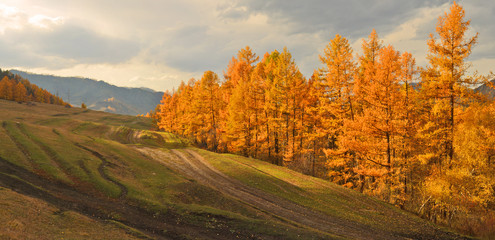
[476, 78, 495, 97]
[10, 70, 164, 116]
[0, 99, 469, 239]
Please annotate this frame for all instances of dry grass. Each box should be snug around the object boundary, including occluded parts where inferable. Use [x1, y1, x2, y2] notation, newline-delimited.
[0, 187, 138, 240]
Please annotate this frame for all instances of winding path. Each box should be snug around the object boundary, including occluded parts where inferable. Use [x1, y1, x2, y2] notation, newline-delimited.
[139, 147, 400, 240]
[74, 143, 128, 199]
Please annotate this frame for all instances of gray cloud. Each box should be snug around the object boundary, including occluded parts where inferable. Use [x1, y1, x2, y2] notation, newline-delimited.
[0, 23, 139, 68]
[1, 0, 493, 91]
[145, 24, 231, 73]
[219, 0, 450, 38]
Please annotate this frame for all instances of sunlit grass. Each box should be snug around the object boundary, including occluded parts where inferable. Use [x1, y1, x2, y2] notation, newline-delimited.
[194, 148, 433, 234]
[0, 125, 32, 169]
[2, 121, 69, 183]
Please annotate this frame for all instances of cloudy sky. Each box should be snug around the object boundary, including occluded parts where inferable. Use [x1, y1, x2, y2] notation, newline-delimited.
[0, 0, 493, 92]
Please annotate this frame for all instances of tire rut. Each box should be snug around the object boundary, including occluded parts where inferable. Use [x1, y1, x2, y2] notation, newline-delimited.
[0, 153, 281, 240]
[141, 147, 390, 239]
[173, 150, 468, 240]
[1, 121, 38, 169]
[14, 122, 78, 184]
[74, 143, 128, 199]
[0, 155, 188, 240]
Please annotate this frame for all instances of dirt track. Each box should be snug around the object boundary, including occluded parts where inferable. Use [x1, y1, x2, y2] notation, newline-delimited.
[74, 143, 128, 199]
[0, 144, 260, 240]
[139, 148, 417, 240]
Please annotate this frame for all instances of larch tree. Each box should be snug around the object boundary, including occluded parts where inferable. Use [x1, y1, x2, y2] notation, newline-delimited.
[249, 60, 268, 158]
[303, 72, 325, 176]
[224, 47, 259, 155]
[263, 50, 283, 163]
[397, 51, 420, 205]
[263, 47, 305, 165]
[192, 71, 221, 150]
[226, 76, 252, 154]
[336, 45, 406, 199]
[279, 48, 306, 164]
[421, 1, 480, 165]
[157, 91, 175, 132]
[0, 76, 14, 100]
[417, 2, 492, 225]
[318, 34, 357, 183]
[178, 79, 197, 138]
[13, 82, 28, 102]
[319, 34, 356, 122]
[354, 29, 382, 114]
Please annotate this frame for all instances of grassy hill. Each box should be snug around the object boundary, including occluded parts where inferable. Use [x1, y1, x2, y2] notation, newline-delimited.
[0, 99, 469, 239]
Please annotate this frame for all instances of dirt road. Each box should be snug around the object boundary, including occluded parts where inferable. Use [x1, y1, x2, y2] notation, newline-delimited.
[138, 147, 415, 240]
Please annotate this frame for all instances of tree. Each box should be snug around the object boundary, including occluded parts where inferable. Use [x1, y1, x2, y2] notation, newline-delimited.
[13, 82, 28, 102]
[171, 79, 197, 138]
[157, 91, 174, 131]
[421, 1, 480, 164]
[261, 51, 281, 163]
[415, 2, 495, 228]
[263, 47, 305, 165]
[333, 45, 410, 201]
[397, 52, 420, 205]
[355, 29, 382, 114]
[0, 76, 14, 100]
[249, 57, 268, 159]
[314, 34, 358, 183]
[319, 34, 356, 121]
[223, 46, 259, 155]
[194, 70, 222, 150]
[303, 72, 326, 176]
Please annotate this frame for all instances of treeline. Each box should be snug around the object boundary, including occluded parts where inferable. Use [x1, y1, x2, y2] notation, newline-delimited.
[154, 2, 494, 236]
[0, 69, 66, 105]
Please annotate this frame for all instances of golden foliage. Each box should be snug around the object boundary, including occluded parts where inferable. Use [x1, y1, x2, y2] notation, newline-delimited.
[153, 2, 495, 237]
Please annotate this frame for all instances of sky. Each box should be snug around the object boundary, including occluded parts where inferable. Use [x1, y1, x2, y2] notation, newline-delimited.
[0, 0, 493, 92]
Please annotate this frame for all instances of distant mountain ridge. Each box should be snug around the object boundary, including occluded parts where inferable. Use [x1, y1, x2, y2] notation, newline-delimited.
[10, 70, 164, 115]
[475, 78, 495, 97]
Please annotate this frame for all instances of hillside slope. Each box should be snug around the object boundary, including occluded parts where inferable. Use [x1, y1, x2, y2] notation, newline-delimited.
[0, 99, 469, 239]
[10, 70, 164, 115]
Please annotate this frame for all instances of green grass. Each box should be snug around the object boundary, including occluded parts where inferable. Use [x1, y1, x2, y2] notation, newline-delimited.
[1, 121, 69, 183]
[194, 148, 435, 234]
[0, 125, 32, 169]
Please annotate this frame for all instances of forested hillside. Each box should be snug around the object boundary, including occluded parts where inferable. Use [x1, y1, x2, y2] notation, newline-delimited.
[0, 69, 66, 106]
[154, 2, 495, 236]
[10, 70, 164, 116]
